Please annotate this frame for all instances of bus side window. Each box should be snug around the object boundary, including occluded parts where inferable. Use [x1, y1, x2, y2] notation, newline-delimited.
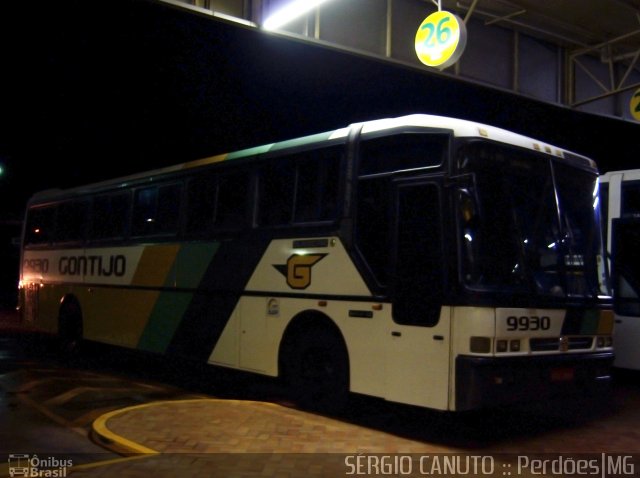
[91, 192, 130, 240]
[215, 172, 251, 230]
[186, 174, 217, 235]
[359, 133, 446, 175]
[258, 159, 295, 226]
[132, 183, 182, 237]
[25, 206, 56, 246]
[621, 180, 640, 217]
[294, 152, 340, 223]
[55, 200, 90, 244]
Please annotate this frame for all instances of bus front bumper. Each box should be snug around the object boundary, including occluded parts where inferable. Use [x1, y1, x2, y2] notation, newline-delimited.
[455, 352, 614, 411]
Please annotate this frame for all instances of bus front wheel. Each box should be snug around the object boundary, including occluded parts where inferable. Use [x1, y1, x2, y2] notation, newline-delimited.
[284, 328, 350, 414]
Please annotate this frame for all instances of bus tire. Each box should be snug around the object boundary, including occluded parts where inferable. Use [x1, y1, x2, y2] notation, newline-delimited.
[58, 297, 83, 357]
[282, 325, 350, 414]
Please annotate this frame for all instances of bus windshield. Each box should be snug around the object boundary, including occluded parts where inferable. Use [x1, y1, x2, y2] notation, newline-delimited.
[457, 140, 609, 300]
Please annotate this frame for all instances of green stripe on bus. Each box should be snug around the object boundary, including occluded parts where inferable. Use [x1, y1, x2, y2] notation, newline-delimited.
[137, 242, 220, 353]
[269, 132, 334, 152]
[137, 292, 193, 353]
[176, 242, 221, 288]
[226, 144, 274, 160]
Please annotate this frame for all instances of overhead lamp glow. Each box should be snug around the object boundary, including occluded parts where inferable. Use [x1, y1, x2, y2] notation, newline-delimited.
[263, 0, 333, 31]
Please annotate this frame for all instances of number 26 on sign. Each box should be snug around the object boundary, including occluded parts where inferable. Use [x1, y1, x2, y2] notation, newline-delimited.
[415, 10, 467, 69]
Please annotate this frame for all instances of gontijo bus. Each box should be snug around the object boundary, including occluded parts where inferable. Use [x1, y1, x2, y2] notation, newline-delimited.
[19, 114, 614, 411]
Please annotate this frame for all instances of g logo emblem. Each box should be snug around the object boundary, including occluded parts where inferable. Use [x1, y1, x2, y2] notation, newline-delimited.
[274, 254, 327, 290]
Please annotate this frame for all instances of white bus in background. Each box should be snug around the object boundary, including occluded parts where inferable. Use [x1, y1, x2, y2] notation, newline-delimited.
[600, 170, 640, 370]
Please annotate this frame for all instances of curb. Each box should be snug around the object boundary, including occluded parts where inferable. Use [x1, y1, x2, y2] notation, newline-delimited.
[91, 398, 277, 455]
[91, 397, 303, 455]
[92, 401, 162, 455]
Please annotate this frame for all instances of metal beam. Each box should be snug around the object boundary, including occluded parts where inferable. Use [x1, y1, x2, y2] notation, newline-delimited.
[484, 9, 526, 26]
[455, 2, 590, 48]
[573, 58, 610, 94]
[618, 47, 640, 89]
[463, 0, 479, 23]
[571, 80, 640, 107]
[571, 29, 640, 57]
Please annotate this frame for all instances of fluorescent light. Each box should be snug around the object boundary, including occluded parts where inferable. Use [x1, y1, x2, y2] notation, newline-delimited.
[263, 0, 333, 31]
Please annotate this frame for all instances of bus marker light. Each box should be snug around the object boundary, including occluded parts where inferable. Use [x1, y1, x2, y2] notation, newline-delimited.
[510, 340, 521, 352]
[318, 300, 327, 307]
[496, 340, 508, 353]
[372, 304, 383, 311]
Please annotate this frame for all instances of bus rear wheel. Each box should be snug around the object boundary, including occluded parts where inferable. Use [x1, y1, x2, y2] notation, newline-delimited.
[284, 328, 349, 414]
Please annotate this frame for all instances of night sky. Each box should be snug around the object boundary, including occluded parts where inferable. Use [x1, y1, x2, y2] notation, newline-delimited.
[1, 0, 639, 304]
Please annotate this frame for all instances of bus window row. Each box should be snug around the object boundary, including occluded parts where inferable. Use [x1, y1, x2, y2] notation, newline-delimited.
[24, 147, 343, 247]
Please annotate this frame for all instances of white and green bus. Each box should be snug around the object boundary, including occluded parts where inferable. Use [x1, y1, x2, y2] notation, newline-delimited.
[19, 114, 614, 411]
[599, 169, 640, 371]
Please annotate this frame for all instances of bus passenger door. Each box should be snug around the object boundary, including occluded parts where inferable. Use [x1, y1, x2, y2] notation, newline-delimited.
[385, 180, 451, 409]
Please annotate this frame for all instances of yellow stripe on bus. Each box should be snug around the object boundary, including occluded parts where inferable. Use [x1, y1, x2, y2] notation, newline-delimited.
[131, 245, 180, 288]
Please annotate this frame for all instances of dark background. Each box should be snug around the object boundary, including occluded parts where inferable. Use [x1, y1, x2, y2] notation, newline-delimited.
[1, 0, 639, 307]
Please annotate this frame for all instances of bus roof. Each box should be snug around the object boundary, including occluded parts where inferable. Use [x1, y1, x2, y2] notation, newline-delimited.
[29, 114, 595, 203]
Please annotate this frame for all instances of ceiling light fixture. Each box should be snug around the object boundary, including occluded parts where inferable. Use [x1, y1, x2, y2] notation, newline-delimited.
[263, 0, 334, 31]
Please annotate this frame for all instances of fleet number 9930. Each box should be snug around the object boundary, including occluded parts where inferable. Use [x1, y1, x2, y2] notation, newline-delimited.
[506, 316, 551, 331]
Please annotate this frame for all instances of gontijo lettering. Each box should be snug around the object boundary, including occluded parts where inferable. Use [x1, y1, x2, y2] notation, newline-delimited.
[23, 258, 50, 273]
[58, 255, 126, 277]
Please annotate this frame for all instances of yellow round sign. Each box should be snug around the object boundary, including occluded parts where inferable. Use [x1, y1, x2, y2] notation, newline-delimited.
[630, 87, 640, 121]
[415, 11, 467, 69]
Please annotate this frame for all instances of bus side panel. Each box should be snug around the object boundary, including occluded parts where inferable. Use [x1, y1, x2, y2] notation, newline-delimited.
[382, 306, 452, 410]
[20, 241, 252, 356]
[209, 237, 390, 396]
[164, 238, 271, 361]
[36, 284, 66, 334]
[209, 296, 391, 399]
[210, 237, 455, 410]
